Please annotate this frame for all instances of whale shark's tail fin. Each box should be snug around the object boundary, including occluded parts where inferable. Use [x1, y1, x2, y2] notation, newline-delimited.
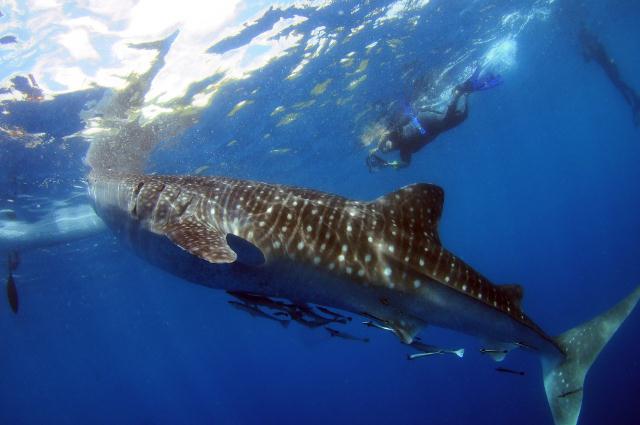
[542, 285, 640, 425]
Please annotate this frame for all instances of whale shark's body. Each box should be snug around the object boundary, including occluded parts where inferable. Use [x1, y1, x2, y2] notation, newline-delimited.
[89, 171, 639, 425]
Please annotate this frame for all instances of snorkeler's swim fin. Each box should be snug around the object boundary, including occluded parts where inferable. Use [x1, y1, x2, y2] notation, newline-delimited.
[462, 66, 503, 93]
[472, 71, 503, 91]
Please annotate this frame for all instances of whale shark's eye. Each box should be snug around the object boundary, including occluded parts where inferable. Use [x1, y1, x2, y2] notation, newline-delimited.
[226, 233, 265, 267]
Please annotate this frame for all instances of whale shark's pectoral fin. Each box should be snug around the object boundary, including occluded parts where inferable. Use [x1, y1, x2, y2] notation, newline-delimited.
[388, 316, 426, 344]
[162, 216, 237, 264]
[481, 341, 516, 362]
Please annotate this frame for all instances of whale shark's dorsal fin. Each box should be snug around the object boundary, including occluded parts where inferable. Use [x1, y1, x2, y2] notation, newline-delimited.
[371, 183, 444, 244]
[499, 284, 524, 308]
[164, 216, 237, 264]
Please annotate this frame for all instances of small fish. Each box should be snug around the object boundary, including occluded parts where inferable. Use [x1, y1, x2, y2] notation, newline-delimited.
[480, 348, 509, 355]
[8, 251, 20, 272]
[407, 352, 441, 360]
[360, 312, 389, 323]
[558, 388, 583, 398]
[193, 165, 209, 175]
[6, 271, 18, 314]
[317, 306, 352, 322]
[228, 301, 289, 328]
[495, 367, 525, 376]
[514, 341, 537, 351]
[410, 341, 464, 358]
[0, 35, 17, 45]
[325, 327, 369, 343]
[228, 291, 285, 310]
[363, 320, 397, 334]
[287, 304, 334, 327]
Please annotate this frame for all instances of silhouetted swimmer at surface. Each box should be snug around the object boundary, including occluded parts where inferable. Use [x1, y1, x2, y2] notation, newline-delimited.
[579, 26, 640, 126]
[367, 68, 502, 171]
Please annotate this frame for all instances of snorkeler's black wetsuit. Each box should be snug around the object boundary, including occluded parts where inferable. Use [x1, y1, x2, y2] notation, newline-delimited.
[384, 86, 470, 167]
[579, 27, 640, 126]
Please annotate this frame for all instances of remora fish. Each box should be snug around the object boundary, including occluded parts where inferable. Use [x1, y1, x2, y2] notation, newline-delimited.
[228, 301, 289, 328]
[410, 341, 464, 358]
[496, 367, 525, 376]
[88, 172, 640, 425]
[325, 327, 369, 343]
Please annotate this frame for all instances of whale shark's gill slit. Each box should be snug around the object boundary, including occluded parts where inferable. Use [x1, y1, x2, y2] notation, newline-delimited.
[133, 181, 145, 197]
[226, 233, 265, 267]
[130, 181, 145, 217]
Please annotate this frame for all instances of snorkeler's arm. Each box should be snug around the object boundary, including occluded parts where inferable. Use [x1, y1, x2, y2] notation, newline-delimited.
[398, 149, 412, 167]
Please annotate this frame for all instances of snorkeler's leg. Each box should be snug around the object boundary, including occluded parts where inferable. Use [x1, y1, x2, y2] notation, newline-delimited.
[443, 91, 468, 123]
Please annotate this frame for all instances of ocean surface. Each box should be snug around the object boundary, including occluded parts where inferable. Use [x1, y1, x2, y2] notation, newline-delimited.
[1, 1, 639, 424]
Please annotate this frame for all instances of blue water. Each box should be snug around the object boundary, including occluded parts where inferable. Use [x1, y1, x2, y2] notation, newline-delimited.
[1, 1, 639, 424]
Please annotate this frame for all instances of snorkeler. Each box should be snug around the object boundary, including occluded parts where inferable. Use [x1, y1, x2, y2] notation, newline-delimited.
[579, 26, 640, 126]
[367, 68, 502, 171]
[6, 251, 19, 313]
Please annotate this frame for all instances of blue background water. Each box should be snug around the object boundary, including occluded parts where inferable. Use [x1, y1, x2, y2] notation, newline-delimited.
[1, 1, 639, 424]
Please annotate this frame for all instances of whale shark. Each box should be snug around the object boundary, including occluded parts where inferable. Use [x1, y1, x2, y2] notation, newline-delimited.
[88, 170, 639, 425]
